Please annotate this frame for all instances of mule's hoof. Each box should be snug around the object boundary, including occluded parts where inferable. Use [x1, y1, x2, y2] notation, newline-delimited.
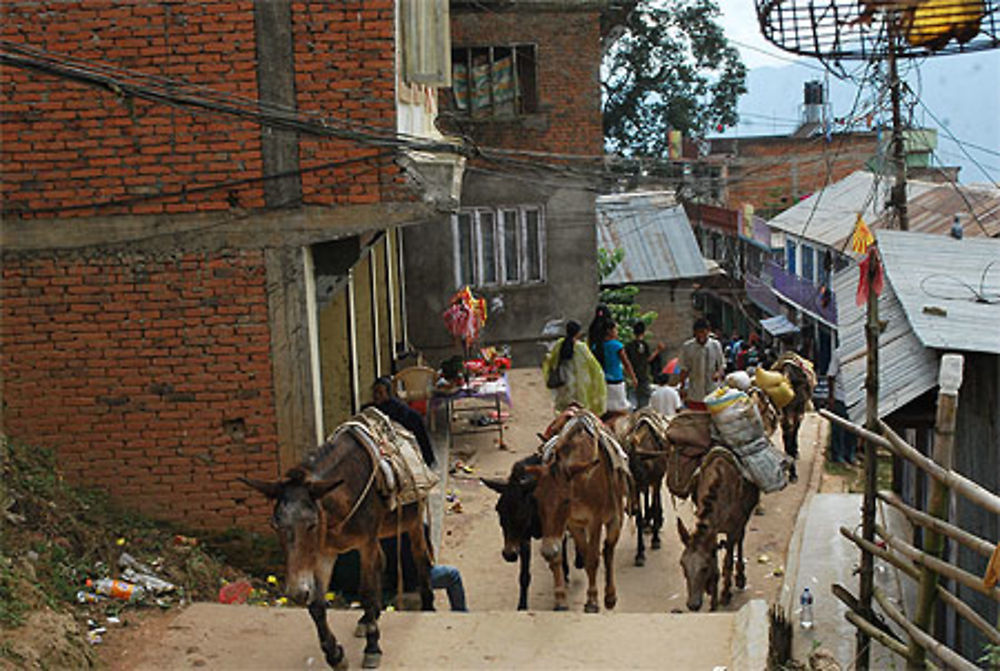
[634, 555, 645, 567]
[553, 603, 569, 612]
[735, 575, 747, 590]
[605, 594, 617, 610]
[362, 653, 382, 669]
[326, 644, 348, 670]
[354, 623, 366, 638]
[721, 592, 732, 606]
[651, 537, 661, 550]
[584, 603, 600, 614]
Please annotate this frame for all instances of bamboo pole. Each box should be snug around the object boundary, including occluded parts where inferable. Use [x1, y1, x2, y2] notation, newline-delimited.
[878, 492, 995, 559]
[876, 524, 1000, 602]
[909, 355, 961, 669]
[833, 582, 907, 645]
[934, 582, 1000, 647]
[878, 420, 1000, 516]
[845, 611, 911, 659]
[840, 526, 919, 580]
[818, 409, 892, 450]
[874, 587, 979, 671]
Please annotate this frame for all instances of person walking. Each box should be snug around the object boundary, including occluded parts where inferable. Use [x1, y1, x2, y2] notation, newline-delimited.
[649, 381, 682, 418]
[678, 318, 725, 408]
[592, 320, 638, 413]
[541, 320, 606, 416]
[826, 349, 857, 465]
[625, 320, 665, 409]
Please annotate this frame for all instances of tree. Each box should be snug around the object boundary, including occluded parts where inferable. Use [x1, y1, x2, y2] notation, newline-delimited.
[598, 248, 657, 345]
[603, 0, 747, 156]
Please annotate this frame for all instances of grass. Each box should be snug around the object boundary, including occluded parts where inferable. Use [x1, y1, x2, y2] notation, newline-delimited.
[823, 448, 894, 493]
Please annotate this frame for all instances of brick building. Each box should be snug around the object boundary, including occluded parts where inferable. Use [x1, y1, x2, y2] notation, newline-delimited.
[403, 1, 621, 364]
[0, 1, 462, 529]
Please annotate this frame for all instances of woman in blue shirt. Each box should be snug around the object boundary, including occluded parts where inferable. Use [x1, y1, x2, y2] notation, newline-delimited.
[592, 320, 638, 413]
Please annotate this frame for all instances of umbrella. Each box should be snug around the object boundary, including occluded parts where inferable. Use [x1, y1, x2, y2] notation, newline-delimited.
[661, 357, 681, 376]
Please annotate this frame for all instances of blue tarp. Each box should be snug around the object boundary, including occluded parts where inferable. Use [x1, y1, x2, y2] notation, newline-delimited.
[761, 315, 800, 337]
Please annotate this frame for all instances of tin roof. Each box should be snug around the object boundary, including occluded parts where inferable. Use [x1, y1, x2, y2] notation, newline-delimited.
[878, 230, 1000, 355]
[832, 230, 1000, 423]
[872, 182, 1000, 238]
[596, 191, 710, 284]
[767, 171, 940, 248]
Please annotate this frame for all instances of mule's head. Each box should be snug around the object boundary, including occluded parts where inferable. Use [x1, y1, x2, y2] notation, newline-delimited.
[240, 470, 343, 605]
[676, 518, 719, 612]
[482, 471, 537, 563]
[524, 458, 599, 562]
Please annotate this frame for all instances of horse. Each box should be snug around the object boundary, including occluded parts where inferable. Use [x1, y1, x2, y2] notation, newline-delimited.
[525, 411, 630, 612]
[622, 408, 672, 566]
[481, 453, 572, 611]
[675, 448, 760, 611]
[241, 422, 435, 669]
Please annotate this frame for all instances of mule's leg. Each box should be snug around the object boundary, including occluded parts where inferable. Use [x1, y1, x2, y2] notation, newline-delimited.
[708, 567, 719, 612]
[548, 541, 569, 611]
[308, 555, 346, 669]
[577, 523, 601, 613]
[783, 414, 801, 482]
[634, 494, 646, 567]
[642, 487, 652, 531]
[560, 536, 570, 581]
[358, 540, 383, 669]
[650, 480, 664, 550]
[734, 533, 747, 590]
[517, 540, 531, 611]
[603, 513, 622, 611]
[720, 538, 734, 606]
[408, 521, 435, 612]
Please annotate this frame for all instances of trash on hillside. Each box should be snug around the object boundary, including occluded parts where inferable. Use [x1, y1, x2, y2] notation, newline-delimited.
[218, 579, 253, 605]
[86, 577, 146, 602]
[757, 554, 771, 564]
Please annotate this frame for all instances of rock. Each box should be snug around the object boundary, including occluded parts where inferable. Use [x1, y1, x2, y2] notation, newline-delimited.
[808, 647, 841, 671]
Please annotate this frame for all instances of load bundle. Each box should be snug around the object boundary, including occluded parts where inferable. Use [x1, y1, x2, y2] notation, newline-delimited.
[754, 366, 795, 409]
[703, 386, 790, 493]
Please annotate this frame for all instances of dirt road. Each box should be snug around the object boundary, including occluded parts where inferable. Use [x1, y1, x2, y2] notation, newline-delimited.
[99, 367, 826, 669]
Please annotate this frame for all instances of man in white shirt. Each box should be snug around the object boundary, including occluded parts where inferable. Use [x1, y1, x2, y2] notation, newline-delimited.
[679, 318, 725, 406]
[649, 383, 682, 418]
[826, 349, 856, 464]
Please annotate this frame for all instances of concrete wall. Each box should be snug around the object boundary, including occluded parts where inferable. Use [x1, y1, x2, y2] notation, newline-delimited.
[404, 171, 597, 366]
[622, 282, 701, 365]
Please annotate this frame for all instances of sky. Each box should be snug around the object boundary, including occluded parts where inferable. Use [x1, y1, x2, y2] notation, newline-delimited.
[713, 1, 1000, 184]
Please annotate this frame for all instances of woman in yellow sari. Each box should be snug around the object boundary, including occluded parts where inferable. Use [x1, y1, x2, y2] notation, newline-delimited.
[541, 320, 607, 416]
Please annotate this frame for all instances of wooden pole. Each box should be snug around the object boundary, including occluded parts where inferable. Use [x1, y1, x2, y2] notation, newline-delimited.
[875, 587, 979, 671]
[845, 611, 911, 660]
[878, 492, 995, 559]
[908, 355, 962, 668]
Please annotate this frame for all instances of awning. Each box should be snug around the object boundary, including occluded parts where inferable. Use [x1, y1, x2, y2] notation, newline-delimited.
[761, 315, 800, 337]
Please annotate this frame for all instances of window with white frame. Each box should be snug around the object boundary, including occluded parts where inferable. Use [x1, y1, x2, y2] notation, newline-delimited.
[801, 243, 815, 283]
[453, 207, 545, 287]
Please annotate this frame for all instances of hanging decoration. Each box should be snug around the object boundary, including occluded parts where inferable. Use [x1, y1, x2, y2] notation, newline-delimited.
[850, 213, 875, 254]
[855, 247, 884, 305]
[442, 286, 488, 350]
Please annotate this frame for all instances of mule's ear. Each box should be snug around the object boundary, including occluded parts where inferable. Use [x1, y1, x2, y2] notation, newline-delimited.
[522, 464, 545, 477]
[239, 477, 283, 499]
[480, 477, 507, 495]
[567, 459, 600, 479]
[676, 518, 691, 546]
[307, 478, 344, 500]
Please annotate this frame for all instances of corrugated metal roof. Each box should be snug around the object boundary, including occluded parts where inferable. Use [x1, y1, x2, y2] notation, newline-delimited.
[768, 171, 939, 248]
[596, 191, 710, 284]
[879, 230, 1000, 354]
[832, 263, 939, 424]
[872, 183, 1000, 238]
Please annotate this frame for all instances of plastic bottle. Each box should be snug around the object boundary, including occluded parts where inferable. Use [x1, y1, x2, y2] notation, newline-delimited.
[800, 587, 814, 629]
[86, 578, 146, 602]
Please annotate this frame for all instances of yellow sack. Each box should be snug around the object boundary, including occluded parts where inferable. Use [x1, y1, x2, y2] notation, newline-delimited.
[755, 367, 786, 390]
[765, 380, 795, 409]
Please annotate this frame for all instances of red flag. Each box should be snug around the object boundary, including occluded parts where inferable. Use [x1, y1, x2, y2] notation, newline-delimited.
[856, 248, 884, 305]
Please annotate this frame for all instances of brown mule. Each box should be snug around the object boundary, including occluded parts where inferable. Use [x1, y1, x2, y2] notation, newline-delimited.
[526, 412, 629, 613]
[623, 409, 671, 566]
[242, 430, 434, 670]
[676, 448, 759, 611]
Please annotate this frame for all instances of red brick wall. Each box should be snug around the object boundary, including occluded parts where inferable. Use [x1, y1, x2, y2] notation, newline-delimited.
[1, 249, 277, 528]
[725, 134, 879, 214]
[0, 0, 406, 219]
[447, 9, 604, 156]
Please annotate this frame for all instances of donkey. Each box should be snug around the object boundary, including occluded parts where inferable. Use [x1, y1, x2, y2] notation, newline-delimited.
[525, 413, 629, 613]
[481, 453, 571, 611]
[623, 409, 671, 566]
[241, 431, 434, 670]
[676, 448, 760, 611]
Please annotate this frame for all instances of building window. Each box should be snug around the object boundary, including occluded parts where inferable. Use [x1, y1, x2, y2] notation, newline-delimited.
[448, 45, 538, 118]
[785, 240, 797, 275]
[801, 244, 815, 283]
[453, 207, 545, 287]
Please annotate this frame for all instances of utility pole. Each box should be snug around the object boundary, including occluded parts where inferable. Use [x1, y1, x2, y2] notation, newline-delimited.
[888, 28, 909, 232]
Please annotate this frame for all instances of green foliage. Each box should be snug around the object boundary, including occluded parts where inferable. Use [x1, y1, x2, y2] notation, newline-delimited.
[980, 642, 1000, 667]
[598, 247, 657, 345]
[603, 0, 747, 156]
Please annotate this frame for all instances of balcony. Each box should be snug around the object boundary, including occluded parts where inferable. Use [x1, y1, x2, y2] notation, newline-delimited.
[766, 260, 838, 325]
